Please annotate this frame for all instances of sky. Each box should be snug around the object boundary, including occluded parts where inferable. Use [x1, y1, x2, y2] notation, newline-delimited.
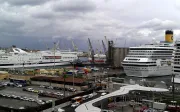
[0, 0, 180, 50]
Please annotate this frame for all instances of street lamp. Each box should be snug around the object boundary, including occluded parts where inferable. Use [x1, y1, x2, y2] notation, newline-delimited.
[172, 73, 175, 102]
[107, 68, 110, 92]
[171, 73, 177, 112]
[53, 42, 56, 75]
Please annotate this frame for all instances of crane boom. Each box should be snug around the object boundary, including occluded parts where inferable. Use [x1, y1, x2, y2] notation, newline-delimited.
[71, 39, 78, 51]
[88, 38, 95, 64]
[102, 40, 107, 54]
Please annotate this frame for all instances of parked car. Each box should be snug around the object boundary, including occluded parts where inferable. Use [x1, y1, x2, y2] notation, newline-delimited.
[40, 85, 45, 88]
[82, 95, 89, 101]
[23, 97, 28, 101]
[1, 94, 6, 97]
[27, 88, 34, 92]
[52, 108, 65, 112]
[55, 92, 63, 96]
[46, 100, 53, 103]
[20, 96, 24, 100]
[71, 102, 80, 108]
[11, 95, 18, 99]
[47, 86, 54, 89]
[34, 90, 39, 93]
[88, 94, 94, 98]
[14, 83, 22, 88]
[101, 93, 107, 96]
[28, 98, 35, 102]
[39, 90, 44, 93]
[69, 88, 76, 92]
[16, 96, 21, 100]
[6, 94, 11, 98]
[100, 110, 114, 112]
[7, 83, 15, 87]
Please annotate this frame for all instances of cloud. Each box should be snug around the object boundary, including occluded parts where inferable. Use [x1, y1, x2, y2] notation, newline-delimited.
[0, 0, 180, 50]
[138, 18, 179, 30]
[53, 0, 96, 13]
[0, 0, 49, 6]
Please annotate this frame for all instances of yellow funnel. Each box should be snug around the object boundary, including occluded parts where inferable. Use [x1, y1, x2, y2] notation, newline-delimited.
[165, 30, 173, 43]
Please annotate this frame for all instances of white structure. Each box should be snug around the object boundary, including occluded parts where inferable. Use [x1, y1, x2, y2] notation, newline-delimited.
[0, 47, 78, 68]
[75, 84, 168, 112]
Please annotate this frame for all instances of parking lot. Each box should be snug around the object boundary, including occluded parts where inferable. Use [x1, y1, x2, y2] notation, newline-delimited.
[27, 85, 75, 97]
[0, 81, 81, 110]
[0, 97, 38, 109]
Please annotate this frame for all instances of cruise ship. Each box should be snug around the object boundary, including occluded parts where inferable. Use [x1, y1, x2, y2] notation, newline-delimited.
[122, 30, 174, 77]
[0, 46, 78, 68]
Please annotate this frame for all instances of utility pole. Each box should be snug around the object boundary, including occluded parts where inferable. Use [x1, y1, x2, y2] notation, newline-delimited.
[53, 42, 56, 75]
[64, 74, 66, 98]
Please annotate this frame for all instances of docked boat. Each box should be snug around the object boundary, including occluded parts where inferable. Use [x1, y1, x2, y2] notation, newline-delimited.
[122, 30, 174, 77]
[88, 54, 106, 64]
[0, 46, 78, 69]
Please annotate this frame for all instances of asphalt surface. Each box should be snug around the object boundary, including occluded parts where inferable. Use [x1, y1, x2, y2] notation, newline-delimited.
[0, 97, 38, 109]
[0, 86, 57, 101]
[0, 85, 78, 110]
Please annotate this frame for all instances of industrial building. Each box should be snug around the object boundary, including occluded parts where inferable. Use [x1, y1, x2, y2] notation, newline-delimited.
[113, 47, 129, 68]
[107, 40, 129, 68]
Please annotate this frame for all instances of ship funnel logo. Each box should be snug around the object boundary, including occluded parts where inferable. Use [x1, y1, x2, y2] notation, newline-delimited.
[165, 30, 173, 43]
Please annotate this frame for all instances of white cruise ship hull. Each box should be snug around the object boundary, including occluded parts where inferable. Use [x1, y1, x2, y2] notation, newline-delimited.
[0, 62, 70, 68]
[124, 66, 172, 77]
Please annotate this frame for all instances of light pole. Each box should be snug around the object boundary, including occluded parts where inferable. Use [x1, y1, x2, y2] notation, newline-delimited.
[107, 68, 109, 92]
[22, 61, 25, 75]
[172, 73, 175, 103]
[73, 63, 75, 89]
[53, 42, 56, 75]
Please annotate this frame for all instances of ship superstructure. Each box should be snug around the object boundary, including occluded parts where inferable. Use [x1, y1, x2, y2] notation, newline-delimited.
[122, 30, 174, 77]
[0, 46, 78, 68]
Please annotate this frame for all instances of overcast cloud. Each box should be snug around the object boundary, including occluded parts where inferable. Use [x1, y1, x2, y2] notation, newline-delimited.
[0, 0, 180, 50]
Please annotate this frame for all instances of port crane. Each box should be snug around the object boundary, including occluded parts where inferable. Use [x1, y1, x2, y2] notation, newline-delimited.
[71, 39, 78, 51]
[104, 36, 108, 47]
[102, 40, 107, 54]
[88, 38, 95, 65]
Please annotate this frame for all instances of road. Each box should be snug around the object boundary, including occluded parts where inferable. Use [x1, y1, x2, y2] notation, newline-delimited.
[63, 93, 102, 112]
